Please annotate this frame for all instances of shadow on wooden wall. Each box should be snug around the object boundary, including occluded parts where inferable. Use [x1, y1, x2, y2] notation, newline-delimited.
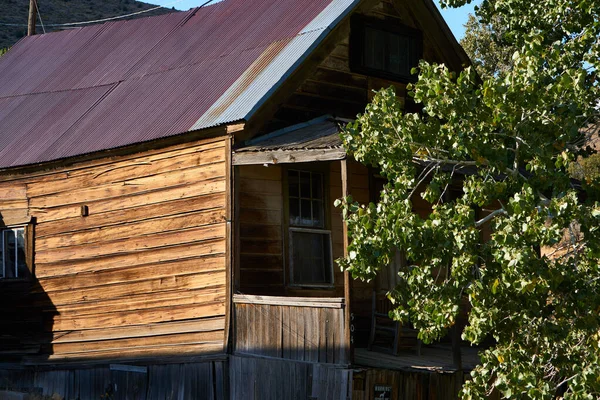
[0, 214, 58, 367]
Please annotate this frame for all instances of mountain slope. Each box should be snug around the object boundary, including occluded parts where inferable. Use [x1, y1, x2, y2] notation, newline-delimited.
[1, 0, 175, 50]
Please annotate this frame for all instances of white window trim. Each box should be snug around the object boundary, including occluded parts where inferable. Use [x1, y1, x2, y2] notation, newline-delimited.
[1, 226, 26, 280]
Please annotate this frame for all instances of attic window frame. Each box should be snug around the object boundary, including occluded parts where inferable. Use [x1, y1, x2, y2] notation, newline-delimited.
[350, 15, 423, 83]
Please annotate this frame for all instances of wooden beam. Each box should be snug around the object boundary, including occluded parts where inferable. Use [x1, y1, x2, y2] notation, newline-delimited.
[341, 158, 353, 363]
[224, 135, 233, 354]
[227, 123, 245, 134]
[232, 148, 346, 166]
[27, 0, 36, 36]
[233, 294, 344, 308]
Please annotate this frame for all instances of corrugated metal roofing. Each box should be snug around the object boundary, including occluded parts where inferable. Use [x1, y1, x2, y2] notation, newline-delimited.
[235, 115, 345, 152]
[0, 0, 361, 169]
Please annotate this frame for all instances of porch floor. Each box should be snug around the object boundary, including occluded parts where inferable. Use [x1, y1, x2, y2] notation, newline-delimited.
[353, 345, 481, 373]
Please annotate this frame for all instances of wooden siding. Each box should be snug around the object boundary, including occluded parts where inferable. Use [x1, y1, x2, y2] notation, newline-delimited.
[352, 368, 470, 400]
[238, 161, 369, 298]
[0, 136, 229, 363]
[233, 295, 348, 365]
[264, 0, 449, 133]
[229, 355, 352, 400]
[237, 165, 285, 293]
[0, 360, 226, 400]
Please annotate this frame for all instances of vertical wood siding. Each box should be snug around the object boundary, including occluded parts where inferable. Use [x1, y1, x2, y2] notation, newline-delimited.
[229, 355, 352, 400]
[0, 361, 226, 400]
[0, 136, 229, 362]
[352, 368, 501, 400]
[233, 296, 347, 365]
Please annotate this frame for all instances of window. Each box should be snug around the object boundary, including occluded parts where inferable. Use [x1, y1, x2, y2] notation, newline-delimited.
[287, 170, 334, 287]
[1, 227, 28, 279]
[350, 16, 422, 82]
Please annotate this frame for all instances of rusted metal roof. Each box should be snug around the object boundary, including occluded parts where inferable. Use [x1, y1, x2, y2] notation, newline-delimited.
[0, 0, 362, 169]
[232, 115, 348, 165]
[237, 115, 345, 152]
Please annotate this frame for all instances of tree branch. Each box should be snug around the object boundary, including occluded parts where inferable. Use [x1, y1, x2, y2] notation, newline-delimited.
[475, 208, 507, 227]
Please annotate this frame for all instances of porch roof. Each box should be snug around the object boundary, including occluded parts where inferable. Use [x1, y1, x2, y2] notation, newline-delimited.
[232, 115, 348, 165]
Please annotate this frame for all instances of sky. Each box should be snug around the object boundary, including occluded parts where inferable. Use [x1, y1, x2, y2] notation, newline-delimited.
[143, 0, 482, 40]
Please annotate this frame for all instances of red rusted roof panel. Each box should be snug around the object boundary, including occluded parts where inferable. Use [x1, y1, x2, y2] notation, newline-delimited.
[0, 0, 339, 169]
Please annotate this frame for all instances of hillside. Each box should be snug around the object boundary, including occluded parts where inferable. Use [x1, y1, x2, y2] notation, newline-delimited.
[1, 0, 176, 50]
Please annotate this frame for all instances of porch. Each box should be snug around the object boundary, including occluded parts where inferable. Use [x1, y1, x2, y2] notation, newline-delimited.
[231, 116, 479, 376]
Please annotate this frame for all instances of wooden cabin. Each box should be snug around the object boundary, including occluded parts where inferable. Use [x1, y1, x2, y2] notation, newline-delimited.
[0, 0, 474, 398]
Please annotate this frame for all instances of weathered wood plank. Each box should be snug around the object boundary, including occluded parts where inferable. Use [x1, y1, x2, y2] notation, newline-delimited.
[29, 162, 225, 209]
[37, 342, 224, 362]
[35, 192, 226, 238]
[233, 149, 346, 166]
[52, 330, 224, 355]
[33, 179, 226, 223]
[38, 255, 225, 292]
[239, 192, 282, 211]
[238, 164, 282, 180]
[52, 288, 226, 317]
[0, 184, 26, 200]
[239, 177, 282, 194]
[232, 300, 346, 365]
[233, 294, 344, 308]
[26, 145, 225, 198]
[35, 223, 226, 264]
[36, 208, 226, 251]
[51, 301, 225, 331]
[52, 317, 225, 344]
[36, 239, 226, 278]
[39, 271, 226, 306]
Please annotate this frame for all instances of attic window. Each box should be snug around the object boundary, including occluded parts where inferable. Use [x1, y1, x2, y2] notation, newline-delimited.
[350, 16, 422, 82]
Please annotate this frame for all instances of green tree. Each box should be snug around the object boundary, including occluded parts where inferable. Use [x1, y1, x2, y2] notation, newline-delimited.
[338, 0, 600, 398]
[0, 48, 8, 57]
[460, 14, 513, 79]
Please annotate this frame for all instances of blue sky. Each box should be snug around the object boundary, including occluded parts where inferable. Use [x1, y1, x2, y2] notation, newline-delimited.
[143, 0, 480, 40]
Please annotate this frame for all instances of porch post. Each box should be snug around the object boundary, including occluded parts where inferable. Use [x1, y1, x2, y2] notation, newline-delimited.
[341, 158, 353, 364]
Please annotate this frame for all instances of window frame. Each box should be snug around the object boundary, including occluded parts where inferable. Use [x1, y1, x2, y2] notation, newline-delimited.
[283, 165, 335, 289]
[350, 15, 423, 83]
[288, 227, 334, 288]
[0, 223, 34, 281]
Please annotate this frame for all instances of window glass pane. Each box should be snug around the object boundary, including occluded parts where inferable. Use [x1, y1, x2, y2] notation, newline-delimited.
[311, 173, 323, 200]
[388, 33, 410, 75]
[288, 170, 299, 198]
[300, 199, 313, 226]
[312, 200, 324, 228]
[3, 230, 16, 278]
[291, 231, 332, 285]
[364, 27, 386, 70]
[289, 198, 300, 225]
[299, 172, 311, 198]
[16, 229, 27, 278]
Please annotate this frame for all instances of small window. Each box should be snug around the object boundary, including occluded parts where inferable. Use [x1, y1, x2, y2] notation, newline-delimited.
[350, 16, 422, 82]
[290, 228, 333, 286]
[287, 170, 333, 287]
[1, 227, 28, 280]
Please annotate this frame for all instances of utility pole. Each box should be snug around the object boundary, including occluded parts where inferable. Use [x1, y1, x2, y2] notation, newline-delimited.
[27, 0, 37, 36]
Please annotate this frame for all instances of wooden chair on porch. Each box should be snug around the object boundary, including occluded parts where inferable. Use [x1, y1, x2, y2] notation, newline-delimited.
[367, 251, 421, 356]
